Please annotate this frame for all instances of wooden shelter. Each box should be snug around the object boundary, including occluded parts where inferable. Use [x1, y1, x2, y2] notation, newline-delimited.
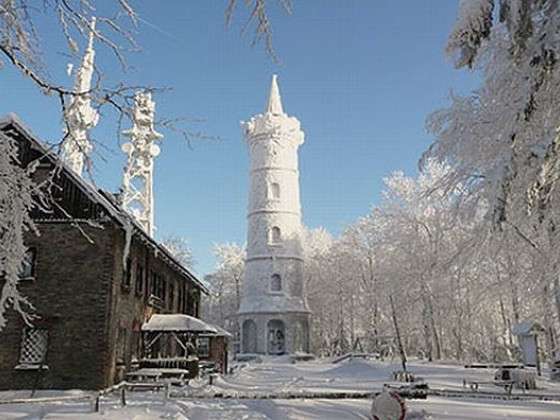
[512, 320, 545, 375]
[140, 314, 222, 378]
[198, 325, 233, 374]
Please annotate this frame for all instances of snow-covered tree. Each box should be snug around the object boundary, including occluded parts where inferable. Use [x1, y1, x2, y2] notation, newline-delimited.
[425, 0, 560, 339]
[161, 235, 195, 269]
[202, 243, 245, 332]
[0, 135, 40, 330]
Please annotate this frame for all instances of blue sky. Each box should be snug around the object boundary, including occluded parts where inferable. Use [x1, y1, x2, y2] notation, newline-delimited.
[1, 1, 480, 275]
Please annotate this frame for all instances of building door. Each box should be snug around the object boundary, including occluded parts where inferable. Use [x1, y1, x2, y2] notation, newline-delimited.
[242, 320, 257, 353]
[267, 320, 285, 355]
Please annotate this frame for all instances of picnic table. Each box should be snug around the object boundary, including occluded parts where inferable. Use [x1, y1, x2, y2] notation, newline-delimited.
[126, 368, 189, 387]
[199, 361, 217, 375]
[462, 378, 516, 395]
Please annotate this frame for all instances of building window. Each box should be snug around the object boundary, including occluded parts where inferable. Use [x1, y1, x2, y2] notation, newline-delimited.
[269, 226, 281, 244]
[19, 248, 36, 280]
[135, 264, 144, 296]
[122, 257, 132, 290]
[169, 281, 175, 311]
[270, 182, 280, 199]
[145, 270, 152, 301]
[198, 337, 210, 357]
[177, 285, 184, 313]
[151, 271, 158, 297]
[116, 326, 128, 362]
[181, 283, 189, 314]
[271, 274, 282, 292]
[158, 276, 167, 301]
[148, 272, 164, 309]
[18, 328, 48, 367]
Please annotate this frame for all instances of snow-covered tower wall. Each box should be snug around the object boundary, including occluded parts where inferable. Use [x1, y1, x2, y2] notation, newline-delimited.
[121, 91, 163, 236]
[238, 75, 311, 355]
[61, 17, 99, 176]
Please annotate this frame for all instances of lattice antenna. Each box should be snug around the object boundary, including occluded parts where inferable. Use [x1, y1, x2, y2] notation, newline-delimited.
[61, 17, 99, 176]
[121, 91, 163, 236]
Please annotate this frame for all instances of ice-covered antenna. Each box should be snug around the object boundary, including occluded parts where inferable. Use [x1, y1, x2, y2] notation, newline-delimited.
[266, 74, 284, 115]
[61, 17, 99, 176]
[121, 91, 163, 236]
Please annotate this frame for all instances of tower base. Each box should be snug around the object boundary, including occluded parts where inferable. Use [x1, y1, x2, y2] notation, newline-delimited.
[238, 312, 311, 355]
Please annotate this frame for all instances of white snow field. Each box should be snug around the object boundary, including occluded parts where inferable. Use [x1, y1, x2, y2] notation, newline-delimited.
[1, 357, 559, 419]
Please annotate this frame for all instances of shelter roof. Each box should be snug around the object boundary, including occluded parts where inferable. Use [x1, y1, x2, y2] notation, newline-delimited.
[512, 320, 545, 336]
[142, 314, 218, 333]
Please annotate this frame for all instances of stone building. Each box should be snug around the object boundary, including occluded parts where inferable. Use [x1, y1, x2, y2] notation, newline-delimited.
[238, 76, 311, 355]
[0, 114, 209, 390]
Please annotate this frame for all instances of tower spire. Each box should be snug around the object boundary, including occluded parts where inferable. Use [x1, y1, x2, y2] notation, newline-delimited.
[266, 74, 284, 115]
[120, 91, 163, 236]
[61, 17, 99, 176]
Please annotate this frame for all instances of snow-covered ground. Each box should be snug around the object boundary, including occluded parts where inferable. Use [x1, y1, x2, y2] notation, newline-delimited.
[1, 357, 559, 419]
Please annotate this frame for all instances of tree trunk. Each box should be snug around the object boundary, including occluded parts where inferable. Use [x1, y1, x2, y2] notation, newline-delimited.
[234, 274, 241, 311]
[389, 294, 407, 372]
[541, 279, 557, 364]
[421, 286, 434, 361]
[554, 273, 560, 332]
[498, 295, 513, 359]
[430, 303, 442, 360]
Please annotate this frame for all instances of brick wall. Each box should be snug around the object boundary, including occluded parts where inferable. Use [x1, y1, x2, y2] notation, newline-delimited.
[0, 222, 114, 390]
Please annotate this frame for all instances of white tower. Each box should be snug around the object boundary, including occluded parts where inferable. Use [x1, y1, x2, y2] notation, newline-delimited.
[61, 17, 99, 176]
[238, 75, 311, 355]
[121, 91, 163, 236]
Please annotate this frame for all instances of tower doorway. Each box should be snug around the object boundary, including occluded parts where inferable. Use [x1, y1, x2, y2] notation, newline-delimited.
[242, 319, 257, 353]
[267, 320, 285, 355]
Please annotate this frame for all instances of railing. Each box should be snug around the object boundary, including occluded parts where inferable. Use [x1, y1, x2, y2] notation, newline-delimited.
[0, 381, 171, 413]
[139, 357, 195, 370]
[94, 380, 171, 412]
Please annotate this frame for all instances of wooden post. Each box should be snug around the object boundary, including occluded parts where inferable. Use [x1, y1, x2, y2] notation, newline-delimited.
[535, 335, 542, 376]
[120, 387, 126, 406]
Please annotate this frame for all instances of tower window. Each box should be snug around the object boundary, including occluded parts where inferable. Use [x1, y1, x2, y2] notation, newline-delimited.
[269, 226, 281, 244]
[271, 274, 282, 292]
[270, 182, 280, 199]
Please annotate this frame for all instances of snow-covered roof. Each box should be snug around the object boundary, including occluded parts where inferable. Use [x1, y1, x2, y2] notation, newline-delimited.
[200, 325, 233, 338]
[0, 113, 209, 295]
[512, 320, 545, 336]
[142, 314, 218, 333]
[214, 325, 234, 337]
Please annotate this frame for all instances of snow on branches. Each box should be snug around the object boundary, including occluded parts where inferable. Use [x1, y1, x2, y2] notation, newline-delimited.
[447, 0, 494, 68]
[0, 134, 40, 330]
[428, 1, 560, 231]
[161, 235, 195, 269]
